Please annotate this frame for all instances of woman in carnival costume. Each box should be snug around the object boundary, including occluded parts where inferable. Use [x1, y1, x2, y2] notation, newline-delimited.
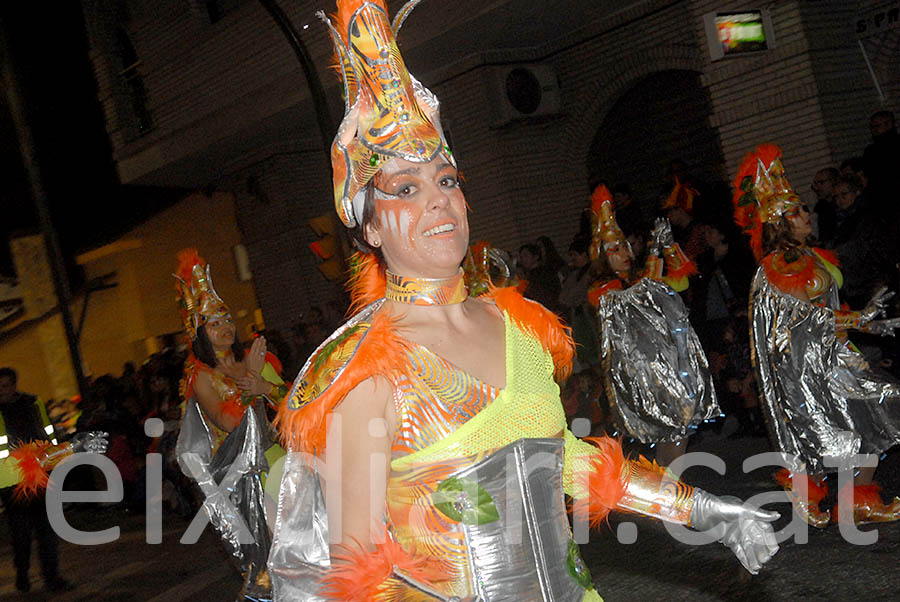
[173, 249, 287, 601]
[734, 143, 900, 528]
[269, 2, 779, 600]
[586, 185, 719, 466]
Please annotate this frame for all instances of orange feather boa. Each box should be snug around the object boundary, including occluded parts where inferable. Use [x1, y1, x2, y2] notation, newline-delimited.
[10, 440, 54, 499]
[319, 533, 450, 601]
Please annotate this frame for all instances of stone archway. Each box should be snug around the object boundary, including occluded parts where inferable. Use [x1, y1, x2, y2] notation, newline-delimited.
[584, 69, 725, 223]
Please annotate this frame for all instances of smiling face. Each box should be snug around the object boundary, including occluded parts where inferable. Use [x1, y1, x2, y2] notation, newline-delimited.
[365, 156, 469, 278]
[204, 314, 236, 351]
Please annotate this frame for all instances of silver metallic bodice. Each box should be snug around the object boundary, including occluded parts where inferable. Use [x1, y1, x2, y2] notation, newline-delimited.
[269, 438, 593, 601]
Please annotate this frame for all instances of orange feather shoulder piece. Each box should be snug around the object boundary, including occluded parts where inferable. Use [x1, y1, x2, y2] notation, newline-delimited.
[276, 303, 410, 455]
[761, 250, 816, 296]
[10, 440, 54, 499]
[488, 286, 574, 381]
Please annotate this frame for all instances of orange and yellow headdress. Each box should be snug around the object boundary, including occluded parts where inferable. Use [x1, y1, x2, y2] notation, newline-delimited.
[732, 143, 802, 260]
[320, 0, 455, 228]
[588, 184, 626, 261]
[174, 249, 230, 340]
[661, 176, 698, 214]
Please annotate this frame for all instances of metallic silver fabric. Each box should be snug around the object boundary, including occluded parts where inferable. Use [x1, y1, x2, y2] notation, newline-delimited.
[269, 452, 331, 602]
[269, 438, 592, 601]
[597, 277, 719, 442]
[177, 401, 275, 601]
[749, 267, 900, 474]
[449, 438, 588, 601]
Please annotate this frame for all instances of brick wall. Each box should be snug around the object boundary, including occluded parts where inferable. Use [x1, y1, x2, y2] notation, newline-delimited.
[82, 0, 900, 339]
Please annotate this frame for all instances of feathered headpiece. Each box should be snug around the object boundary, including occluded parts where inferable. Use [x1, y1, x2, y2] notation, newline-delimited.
[320, 0, 455, 228]
[660, 176, 698, 213]
[588, 184, 626, 261]
[732, 143, 802, 260]
[174, 249, 229, 340]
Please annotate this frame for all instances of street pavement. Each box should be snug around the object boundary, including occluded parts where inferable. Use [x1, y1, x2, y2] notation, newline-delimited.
[1, 429, 898, 601]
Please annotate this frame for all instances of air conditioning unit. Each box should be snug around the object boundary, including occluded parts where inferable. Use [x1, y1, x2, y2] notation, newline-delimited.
[485, 63, 561, 127]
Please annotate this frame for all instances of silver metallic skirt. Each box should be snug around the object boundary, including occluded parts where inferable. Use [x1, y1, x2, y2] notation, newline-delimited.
[749, 267, 900, 474]
[597, 278, 719, 442]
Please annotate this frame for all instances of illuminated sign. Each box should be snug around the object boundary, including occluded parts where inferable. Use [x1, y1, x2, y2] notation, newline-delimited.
[704, 9, 776, 61]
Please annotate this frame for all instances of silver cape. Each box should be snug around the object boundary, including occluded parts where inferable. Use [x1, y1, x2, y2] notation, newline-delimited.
[176, 399, 275, 601]
[749, 266, 900, 474]
[597, 277, 719, 442]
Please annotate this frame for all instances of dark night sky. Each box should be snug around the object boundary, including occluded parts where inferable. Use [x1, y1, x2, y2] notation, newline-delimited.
[1, 4, 124, 281]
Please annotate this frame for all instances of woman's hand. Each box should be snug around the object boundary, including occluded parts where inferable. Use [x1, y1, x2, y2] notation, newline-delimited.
[219, 353, 247, 381]
[246, 336, 268, 374]
[236, 372, 273, 397]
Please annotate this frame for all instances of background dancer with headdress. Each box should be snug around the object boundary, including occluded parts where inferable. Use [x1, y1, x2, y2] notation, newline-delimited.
[586, 184, 719, 466]
[173, 249, 286, 601]
[269, 2, 778, 600]
[734, 143, 900, 528]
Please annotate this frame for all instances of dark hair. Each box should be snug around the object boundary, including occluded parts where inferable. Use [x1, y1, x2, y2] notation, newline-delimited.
[519, 243, 541, 258]
[836, 173, 863, 195]
[816, 167, 840, 182]
[569, 236, 590, 255]
[536, 236, 565, 270]
[192, 324, 244, 368]
[839, 156, 865, 175]
[871, 110, 895, 125]
[611, 183, 632, 197]
[349, 182, 386, 261]
[0, 367, 17, 384]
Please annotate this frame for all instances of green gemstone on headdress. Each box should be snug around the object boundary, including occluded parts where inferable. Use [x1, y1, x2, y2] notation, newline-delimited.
[369, 154, 379, 166]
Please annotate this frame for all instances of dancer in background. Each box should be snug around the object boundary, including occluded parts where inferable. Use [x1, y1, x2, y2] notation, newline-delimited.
[268, 2, 777, 600]
[734, 143, 900, 527]
[173, 249, 286, 601]
[587, 184, 719, 466]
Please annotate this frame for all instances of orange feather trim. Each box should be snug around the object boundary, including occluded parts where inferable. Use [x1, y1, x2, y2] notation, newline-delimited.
[732, 143, 782, 261]
[761, 251, 815, 296]
[587, 279, 624, 307]
[812, 247, 840, 268]
[590, 184, 613, 216]
[666, 258, 698, 280]
[573, 437, 628, 529]
[10, 440, 53, 499]
[174, 248, 204, 286]
[773, 468, 828, 504]
[320, 532, 450, 601]
[220, 396, 247, 422]
[346, 251, 387, 315]
[275, 312, 410, 454]
[489, 286, 574, 381]
[841, 483, 884, 507]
